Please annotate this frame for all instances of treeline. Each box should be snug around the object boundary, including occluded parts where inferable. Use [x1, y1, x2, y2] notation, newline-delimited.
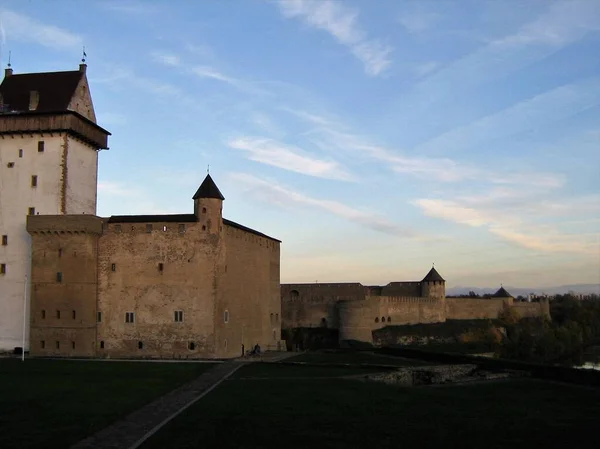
[497, 296, 600, 364]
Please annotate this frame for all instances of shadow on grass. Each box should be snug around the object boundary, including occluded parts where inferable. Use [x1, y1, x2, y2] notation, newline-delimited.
[0, 358, 217, 449]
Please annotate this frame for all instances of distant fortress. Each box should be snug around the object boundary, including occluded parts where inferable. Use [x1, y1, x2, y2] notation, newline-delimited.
[281, 267, 549, 344]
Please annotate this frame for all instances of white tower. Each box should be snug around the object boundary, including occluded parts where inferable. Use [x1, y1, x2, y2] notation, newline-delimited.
[0, 63, 110, 352]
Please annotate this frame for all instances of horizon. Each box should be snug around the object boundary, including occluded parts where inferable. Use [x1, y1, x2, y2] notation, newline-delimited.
[1, 0, 598, 288]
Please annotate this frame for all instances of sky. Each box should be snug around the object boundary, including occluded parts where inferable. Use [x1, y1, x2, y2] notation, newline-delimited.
[0, 0, 598, 288]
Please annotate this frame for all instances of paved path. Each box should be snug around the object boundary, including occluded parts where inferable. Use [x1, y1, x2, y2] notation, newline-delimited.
[70, 361, 243, 449]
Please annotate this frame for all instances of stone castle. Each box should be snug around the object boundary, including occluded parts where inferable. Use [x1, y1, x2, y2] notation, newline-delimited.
[0, 64, 549, 358]
[282, 268, 549, 343]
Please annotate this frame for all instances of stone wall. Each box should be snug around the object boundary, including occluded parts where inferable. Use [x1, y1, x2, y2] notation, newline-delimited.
[512, 300, 550, 319]
[445, 298, 508, 320]
[28, 228, 99, 357]
[97, 219, 219, 358]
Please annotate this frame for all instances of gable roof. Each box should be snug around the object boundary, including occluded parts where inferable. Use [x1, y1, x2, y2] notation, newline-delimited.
[493, 286, 512, 298]
[192, 174, 225, 200]
[422, 267, 445, 282]
[0, 70, 83, 113]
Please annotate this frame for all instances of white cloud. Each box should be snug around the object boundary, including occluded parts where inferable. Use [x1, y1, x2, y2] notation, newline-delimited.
[492, 0, 600, 47]
[97, 181, 180, 216]
[413, 61, 439, 77]
[398, 10, 440, 34]
[230, 173, 428, 240]
[151, 52, 180, 67]
[276, 0, 392, 76]
[412, 195, 599, 256]
[0, 9, 81, 49]
[227, 137, 353, 181]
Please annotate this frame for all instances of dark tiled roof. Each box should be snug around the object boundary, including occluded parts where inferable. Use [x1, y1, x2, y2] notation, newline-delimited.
[107, 214, 197, 223]
[0, 70, 82, 113]
[193, 174, 225, 200]
[223, 218, 280, 242]
[422, 267, 445, 282]
[493, 286, 512, 298]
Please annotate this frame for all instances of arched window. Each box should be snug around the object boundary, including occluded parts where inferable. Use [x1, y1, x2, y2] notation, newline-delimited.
[381, 316, 385, 323]
[320, 318, 328, 328]
[375, 317, 379, 323]
[387, 317, 391, 323]
[189, 342, 196, 351]
[202, 207, 207, 213]
[290, 290, 299, 299]
[138, 341, 143, 350]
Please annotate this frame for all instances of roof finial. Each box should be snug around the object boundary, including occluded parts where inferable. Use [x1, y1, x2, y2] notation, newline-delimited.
[207, 164, 210, 174]
[82, 46, 87, 63]
[7, 50, 11, 68]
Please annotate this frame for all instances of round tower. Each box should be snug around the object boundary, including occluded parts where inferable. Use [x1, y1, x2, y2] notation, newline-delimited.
[192, 173, 224, 234]
[420, 266, 446, 299]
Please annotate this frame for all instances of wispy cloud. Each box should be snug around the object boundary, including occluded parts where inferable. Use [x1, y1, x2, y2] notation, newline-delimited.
[413, 191, 600, 256]
[98, 181, 180, 216]
[227, 137, 353, 181]
[0, 9, 81, 49]
[276, 0, 392, 76]
[231, 173, 428, 239]
[102, 1, 160, 15]
[413, 61, 439, 77]
[492, 0, 600, 47]
[398, 9, 440, 34]
[151, 52, 180, 67]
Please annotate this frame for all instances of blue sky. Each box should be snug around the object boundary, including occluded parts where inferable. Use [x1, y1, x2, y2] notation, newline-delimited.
[1, 0, 599, 288]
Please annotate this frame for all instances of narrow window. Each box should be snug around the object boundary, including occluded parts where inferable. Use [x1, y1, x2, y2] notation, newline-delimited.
[7, 162, 14, 168]
[41, 310, 46, 319]
[178, 224, 185, 233]
[31, 175, 38, 187]
[97, 311, 102, 323]
[56, 272, 62, 282]
[56, 310, 61, 319]
[276, 313, 279, 322]
[19, 149, 23, 158]
[375, 317, 379, 323]
[38, 141, 45, 152]
[146, 224, 152, 233]
[224, 310, 229, 323]
[387, 317, 391, 323]
[100, 341, 105, 349]
[174, 310, 183, 322]
[114, 225, 121, 233]
[111, 263, 116, 272]
[72, 310, 76, 320]
[28, 207, 35, 216]
[162, 225, 167, 232]
[138, 341, 143, 350]
[202, 207, 207, 213]
[41, 340, 45, 349]
[1, 235, 7, 245]
[188, 342, 195, 351]
[71, 341, 75, 349]
[0, 264, 6, 275]
[58, 248, 62, 257]
[202, 225, 206, 231]
[224, 339, 228, 349]
[125, 312, 134, 323]
[56, 341, 60, 349]
[158, 263, 164, 272]
[381, 316, 385, 323]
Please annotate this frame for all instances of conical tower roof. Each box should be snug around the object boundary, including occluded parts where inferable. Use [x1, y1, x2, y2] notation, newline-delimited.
[422, 266, 445, 282]
[192, 174, 224, 200]
[493, 286, 512, 298]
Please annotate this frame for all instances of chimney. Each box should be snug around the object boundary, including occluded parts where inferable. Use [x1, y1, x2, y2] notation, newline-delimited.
[4, 67, 13, 78]
[29, 91, 39, 111]
[79, 63, 87, 73]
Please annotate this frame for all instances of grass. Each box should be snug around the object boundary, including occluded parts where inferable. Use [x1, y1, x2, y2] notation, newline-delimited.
[233, 361, 397, 379]
[287, 350, 433, 367]
[142, 363, 600, 449]
[0, 358, 217, 449]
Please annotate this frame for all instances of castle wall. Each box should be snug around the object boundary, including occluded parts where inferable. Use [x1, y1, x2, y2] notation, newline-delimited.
[381, 282, 421, 297]
[97, 219, 218, 358]
[65, 137, 98, 215]
[27, 216, 102, 357]
[218, 223, 281, 357]
[445, 298, 509, 320]
[512, 300, 550, 319]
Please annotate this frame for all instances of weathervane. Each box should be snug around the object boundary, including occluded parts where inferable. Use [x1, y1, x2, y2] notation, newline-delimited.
[207, 164, 210, 174]
[81, 46, 87, 63]
[7, 50, 11, 68]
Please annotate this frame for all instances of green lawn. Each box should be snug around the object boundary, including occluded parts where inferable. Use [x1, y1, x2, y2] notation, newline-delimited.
[142, 363, 600, 449]
[0, 359, 217, 449]
[288, 350, 433, 367]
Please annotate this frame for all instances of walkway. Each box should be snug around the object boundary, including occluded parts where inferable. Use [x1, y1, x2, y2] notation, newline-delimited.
[70, 361, 242, 449]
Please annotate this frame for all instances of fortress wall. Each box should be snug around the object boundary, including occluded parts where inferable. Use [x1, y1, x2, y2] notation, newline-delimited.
[381, 282, 421, 297]
[512, 301, 550, 319]
[446, 298, 507, 320]
[281, 283, 366, 300]
[282, 296, 354, 329]
[338, 298, 379, 342]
